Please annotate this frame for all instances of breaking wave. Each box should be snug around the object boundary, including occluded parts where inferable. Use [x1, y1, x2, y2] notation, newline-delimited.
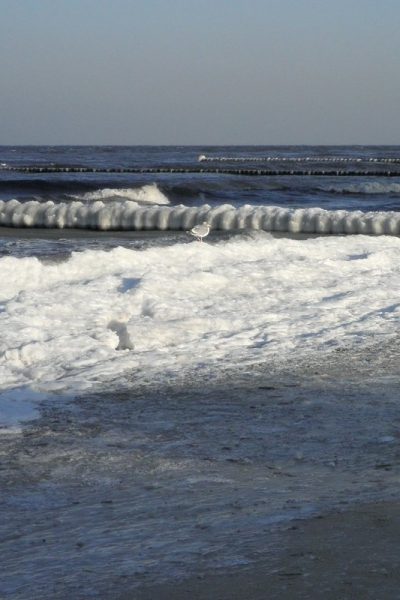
[1, 199, 400, 235]
[325, 182, 400, 195]
[72, 183, 170, 204]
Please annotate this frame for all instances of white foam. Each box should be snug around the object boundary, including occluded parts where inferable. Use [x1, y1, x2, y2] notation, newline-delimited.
[73, 183, 170, 204]
[0, 234, 399, 397]
[0, 200, 400, 234]
[326, 182, 400, 195]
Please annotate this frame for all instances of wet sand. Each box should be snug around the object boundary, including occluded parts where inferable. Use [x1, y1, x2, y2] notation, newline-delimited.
[131, 502, 400, 600]
[1, 345, 399, 599]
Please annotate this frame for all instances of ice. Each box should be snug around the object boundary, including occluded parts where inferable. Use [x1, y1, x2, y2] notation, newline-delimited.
[1, 200, 400, 234]
[0, 233, 399, 398]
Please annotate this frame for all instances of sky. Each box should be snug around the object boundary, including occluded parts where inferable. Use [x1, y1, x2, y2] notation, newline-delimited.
[1, 0, 400, 145]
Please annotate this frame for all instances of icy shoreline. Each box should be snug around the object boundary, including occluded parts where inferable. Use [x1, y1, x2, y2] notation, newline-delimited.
[1, 345, 400, 599]
[1, 232, 400, 396]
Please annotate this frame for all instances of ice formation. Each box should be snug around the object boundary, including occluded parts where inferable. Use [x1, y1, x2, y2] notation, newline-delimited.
[1, 200, 400, 235]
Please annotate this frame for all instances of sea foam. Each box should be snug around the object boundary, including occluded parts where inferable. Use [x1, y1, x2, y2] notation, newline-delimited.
[326, 182, 400, 195]
[73, 183, 170, 204]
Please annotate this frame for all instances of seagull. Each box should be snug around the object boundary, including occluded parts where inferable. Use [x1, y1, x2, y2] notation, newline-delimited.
[189, 221, 211, 242]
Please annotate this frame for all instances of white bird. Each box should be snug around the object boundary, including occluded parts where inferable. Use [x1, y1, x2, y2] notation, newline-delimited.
[189, 221, 210, 242]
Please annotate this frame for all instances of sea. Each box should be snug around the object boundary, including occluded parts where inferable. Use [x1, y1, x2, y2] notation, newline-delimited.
[1, 146, 400, 598]
[2, 145, 400, 247]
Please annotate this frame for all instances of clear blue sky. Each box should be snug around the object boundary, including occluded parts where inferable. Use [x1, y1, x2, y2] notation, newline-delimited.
[1, 0, 399, 144]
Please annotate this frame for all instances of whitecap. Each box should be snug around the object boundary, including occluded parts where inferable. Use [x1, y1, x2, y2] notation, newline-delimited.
[326, 182, 400, 195]
[72, 183, 170, 205]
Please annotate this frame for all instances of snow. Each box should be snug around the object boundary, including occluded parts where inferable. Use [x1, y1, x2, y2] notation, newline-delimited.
[0, 232, 399, 405]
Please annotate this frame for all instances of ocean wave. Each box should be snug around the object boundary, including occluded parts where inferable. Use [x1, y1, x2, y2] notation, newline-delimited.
[0, 199, 400, 235]
[72, 183, 170, 205]
[325, 182, 400, 195]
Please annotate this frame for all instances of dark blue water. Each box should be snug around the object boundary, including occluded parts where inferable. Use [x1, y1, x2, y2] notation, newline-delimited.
[1, 145, 400, 212]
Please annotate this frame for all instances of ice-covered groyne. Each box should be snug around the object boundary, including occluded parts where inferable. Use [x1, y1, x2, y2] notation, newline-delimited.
[3, 165, 400, 176]
[1, 199, 400, 235]
[198, 154, 400, 164]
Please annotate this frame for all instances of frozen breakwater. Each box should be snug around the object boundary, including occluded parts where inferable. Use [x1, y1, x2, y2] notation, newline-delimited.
[1, 199, 400, 235]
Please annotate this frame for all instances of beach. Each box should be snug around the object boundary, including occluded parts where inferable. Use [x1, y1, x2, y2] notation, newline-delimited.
[1, 341, 400, 599]
[131, 501, 400, 600]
